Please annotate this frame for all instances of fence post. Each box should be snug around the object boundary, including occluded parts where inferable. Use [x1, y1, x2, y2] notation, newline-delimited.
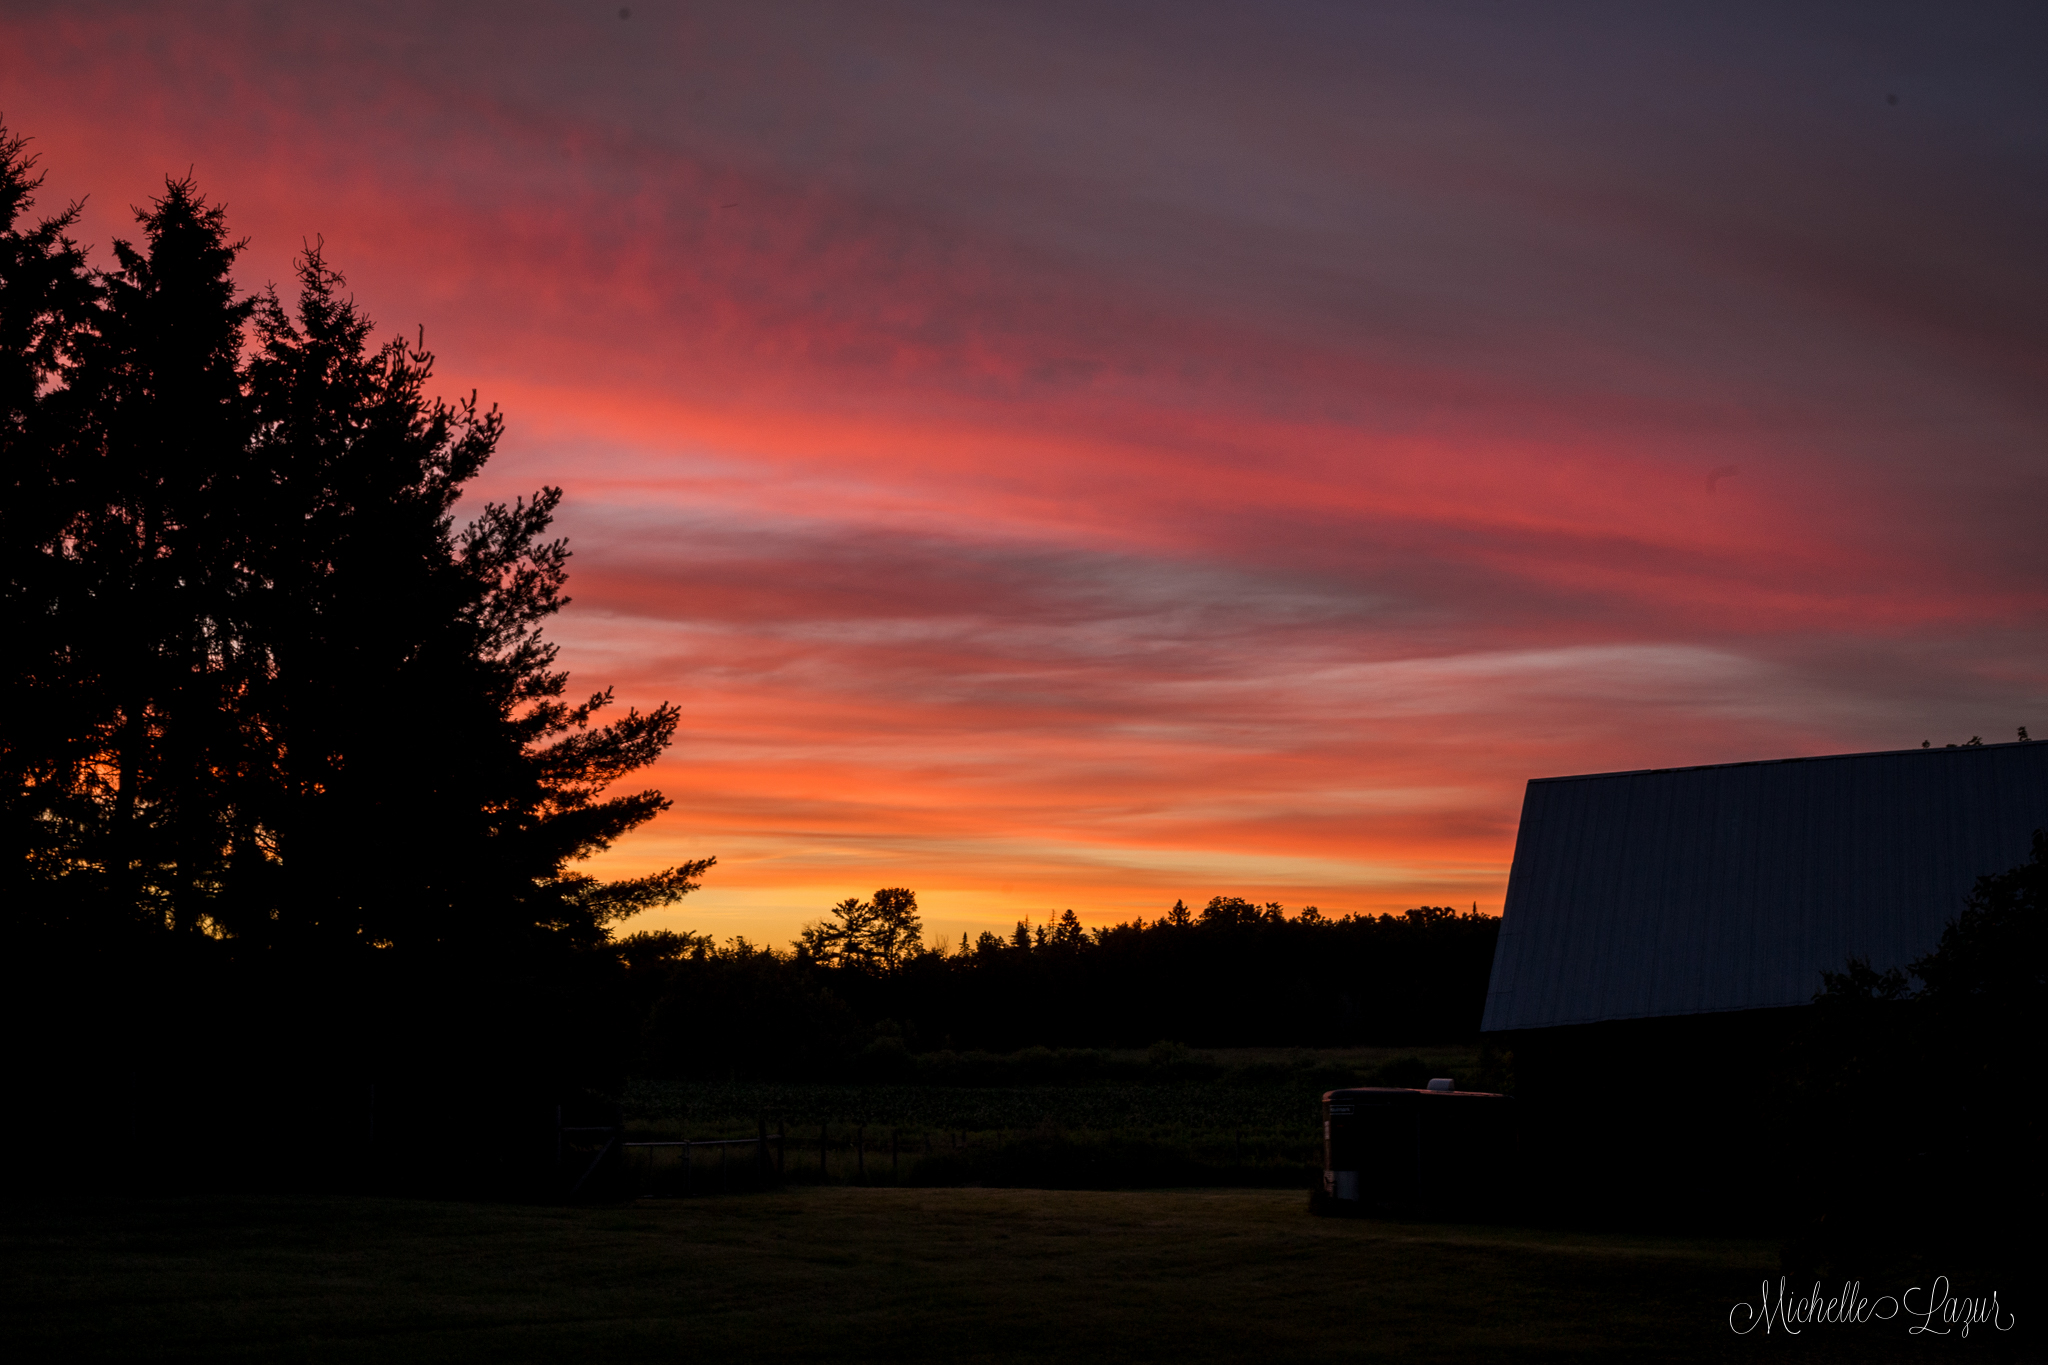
[568, 1127, 618, 1200]
[776, 1119, 786, 1179]
[820, 1122, 828, 1181]
[757, 1114, 768, 1183]
[857, 1126, 865, 1183]
[891, 1129, 899, 1184]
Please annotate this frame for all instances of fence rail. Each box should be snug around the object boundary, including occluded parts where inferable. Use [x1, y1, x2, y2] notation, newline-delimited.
[568, 1117, 790, 1198]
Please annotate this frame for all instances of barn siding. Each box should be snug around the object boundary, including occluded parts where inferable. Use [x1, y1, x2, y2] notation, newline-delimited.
[1480, 741, 2048, 1032]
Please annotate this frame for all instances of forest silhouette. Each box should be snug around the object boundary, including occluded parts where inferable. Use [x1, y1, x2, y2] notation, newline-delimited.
[632, 895, 1500, 1079]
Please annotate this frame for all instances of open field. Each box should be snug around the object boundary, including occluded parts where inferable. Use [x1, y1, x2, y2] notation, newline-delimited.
[621, 1045, 1487, 1189]
[624, 1079, 1326, 1189]
[5, 1187, 2014, 1363]
[626, 1045, 1486, 1134]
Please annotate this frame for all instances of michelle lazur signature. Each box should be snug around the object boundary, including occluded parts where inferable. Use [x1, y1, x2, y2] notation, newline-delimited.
[1730, 1276, 2015, 1338]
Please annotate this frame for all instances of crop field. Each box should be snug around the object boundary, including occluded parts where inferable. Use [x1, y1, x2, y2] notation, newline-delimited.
[5, 1186, 1991, 1364]
[621, 1045, 1485, 1190]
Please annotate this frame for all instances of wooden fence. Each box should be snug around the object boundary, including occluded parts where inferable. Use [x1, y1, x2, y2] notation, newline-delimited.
[621, 1115, 785, 1196]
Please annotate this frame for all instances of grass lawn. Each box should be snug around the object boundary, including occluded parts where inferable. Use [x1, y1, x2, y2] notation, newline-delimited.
[3, 1188, 2019, 1363]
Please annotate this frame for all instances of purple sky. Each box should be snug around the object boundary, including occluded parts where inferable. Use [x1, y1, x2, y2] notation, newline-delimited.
[5, 1, 2044, 943]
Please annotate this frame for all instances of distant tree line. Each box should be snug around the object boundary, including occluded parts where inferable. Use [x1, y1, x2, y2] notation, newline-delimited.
[620, 894, 1503, 1080]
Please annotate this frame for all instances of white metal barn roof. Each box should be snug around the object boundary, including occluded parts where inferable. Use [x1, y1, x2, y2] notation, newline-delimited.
[1480, 741, 2048, 1033]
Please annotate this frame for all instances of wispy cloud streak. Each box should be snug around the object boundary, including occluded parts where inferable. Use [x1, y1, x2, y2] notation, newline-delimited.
[5, 0, 2043, 941]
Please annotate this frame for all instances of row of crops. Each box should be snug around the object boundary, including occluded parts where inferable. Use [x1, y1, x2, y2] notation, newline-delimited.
[622, 1044, 1486, 1146]
[626, 1078, 1330, 1141]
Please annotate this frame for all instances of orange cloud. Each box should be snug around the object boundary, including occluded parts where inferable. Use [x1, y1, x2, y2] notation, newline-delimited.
[6, 2, 2043, 945]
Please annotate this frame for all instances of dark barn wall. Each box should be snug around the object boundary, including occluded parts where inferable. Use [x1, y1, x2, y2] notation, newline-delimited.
[1492, 1009, 1809, 1230]
[1484, 740, 2048, 1033]
[1480, 740, 2048, 1235]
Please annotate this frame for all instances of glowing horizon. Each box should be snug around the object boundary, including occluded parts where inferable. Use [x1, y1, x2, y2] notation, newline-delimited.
[6, 2, 2043, 949]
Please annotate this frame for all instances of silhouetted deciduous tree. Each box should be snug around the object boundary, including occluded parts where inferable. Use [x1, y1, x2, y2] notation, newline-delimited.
[800, 887, 924, 971]
[1787, 830, 2045, 1276]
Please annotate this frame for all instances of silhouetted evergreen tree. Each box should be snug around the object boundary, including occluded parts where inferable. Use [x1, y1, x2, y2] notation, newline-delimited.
[0, 124, 101, 926]
[64, 174, 259, 940]
[1, 123, 705, 965]
[0, 126, 710, 1186]
[237, 247, 709, 961]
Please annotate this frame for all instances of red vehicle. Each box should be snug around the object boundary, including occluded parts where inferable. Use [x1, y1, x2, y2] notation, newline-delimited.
[1312, 1083, 1516, 1218]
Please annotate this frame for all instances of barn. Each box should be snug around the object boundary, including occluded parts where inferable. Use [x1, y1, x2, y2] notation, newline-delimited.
[1480, 738, 2048, 1226]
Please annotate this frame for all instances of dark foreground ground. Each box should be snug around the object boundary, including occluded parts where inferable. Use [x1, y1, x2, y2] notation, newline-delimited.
[2, 1188, 2025, 1363]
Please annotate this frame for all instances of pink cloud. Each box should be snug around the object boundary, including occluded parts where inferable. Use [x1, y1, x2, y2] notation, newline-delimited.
[5, 2, 2042, 941]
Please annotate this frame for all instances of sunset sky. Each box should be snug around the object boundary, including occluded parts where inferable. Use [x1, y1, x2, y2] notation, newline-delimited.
[5, 2, 2044, 947]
